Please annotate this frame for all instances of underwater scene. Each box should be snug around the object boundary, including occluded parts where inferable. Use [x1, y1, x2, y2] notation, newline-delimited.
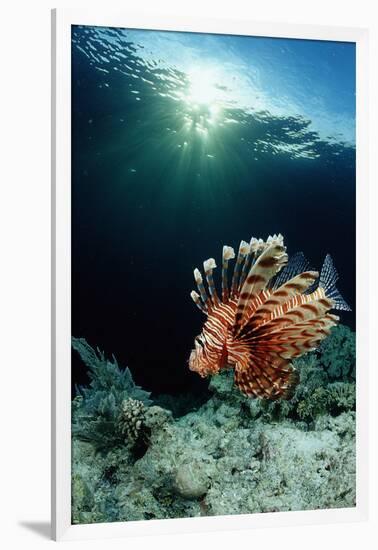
[71, 25, 356, 524]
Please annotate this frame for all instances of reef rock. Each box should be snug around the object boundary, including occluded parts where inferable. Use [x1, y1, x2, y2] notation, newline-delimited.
[174, 460, 211, 499]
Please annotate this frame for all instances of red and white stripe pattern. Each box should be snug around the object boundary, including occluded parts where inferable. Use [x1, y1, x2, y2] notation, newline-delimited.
[188, 234, 346, 400]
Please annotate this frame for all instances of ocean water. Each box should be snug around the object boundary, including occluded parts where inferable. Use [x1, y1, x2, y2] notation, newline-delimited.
[71, 25, 356, 398]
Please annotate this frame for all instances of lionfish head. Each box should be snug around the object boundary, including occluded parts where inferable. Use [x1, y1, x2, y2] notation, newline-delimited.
[188, 334, 210, 377]
[188, 330, 227, 378]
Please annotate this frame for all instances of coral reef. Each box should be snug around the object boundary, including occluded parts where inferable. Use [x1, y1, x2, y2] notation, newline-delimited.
[72, 325, 356, 524]
[72, 338, 152, 452]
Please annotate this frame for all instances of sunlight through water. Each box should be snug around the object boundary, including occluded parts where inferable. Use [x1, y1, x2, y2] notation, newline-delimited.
[72, 26, 356, 164]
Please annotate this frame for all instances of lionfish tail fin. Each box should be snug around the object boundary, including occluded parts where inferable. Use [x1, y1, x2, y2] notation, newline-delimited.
[319, 254, 352, 311]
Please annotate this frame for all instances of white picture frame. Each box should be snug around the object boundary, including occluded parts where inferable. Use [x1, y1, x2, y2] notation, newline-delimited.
[51, 8, 369, 541]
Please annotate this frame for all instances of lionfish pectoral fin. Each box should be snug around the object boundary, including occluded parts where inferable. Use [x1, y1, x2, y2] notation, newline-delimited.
[233, 352, 299, 400]
[246, 270, 320, 332]
[233, 241, 288, 335]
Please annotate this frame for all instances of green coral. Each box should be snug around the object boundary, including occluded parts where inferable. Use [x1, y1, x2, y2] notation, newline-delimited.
[72, 338, 152, 403]
[297, 387, 330, 422]
[318, 324, 356, 380]
[72, 473, 95, 519]
[327, 382, 356, 415]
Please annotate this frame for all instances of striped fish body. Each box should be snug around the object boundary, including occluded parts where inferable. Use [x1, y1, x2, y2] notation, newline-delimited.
[189, 235, 350, 400]
[189, 299, 237, 378]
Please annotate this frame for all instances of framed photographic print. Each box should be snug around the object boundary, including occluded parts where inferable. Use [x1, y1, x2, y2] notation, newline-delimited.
[51, 8, 369, 541]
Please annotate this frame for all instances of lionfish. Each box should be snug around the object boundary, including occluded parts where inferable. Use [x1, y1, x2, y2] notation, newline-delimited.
[189, 234, 350, 400]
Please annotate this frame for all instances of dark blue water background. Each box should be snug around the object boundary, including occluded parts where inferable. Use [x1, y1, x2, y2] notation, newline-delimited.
[72, 26, 356, 397]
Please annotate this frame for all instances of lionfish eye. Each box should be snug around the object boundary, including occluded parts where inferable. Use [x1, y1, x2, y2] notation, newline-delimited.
[195, 335, 204, 348]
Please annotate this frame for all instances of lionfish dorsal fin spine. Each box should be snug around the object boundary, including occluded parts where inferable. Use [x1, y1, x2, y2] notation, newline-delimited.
[193, 268, 209, 313]
[231, 240, 250, 298]
[190, 290, 206, 313]
[222, 245, 235, 302]
[238, 236, 257, 290]
[203, 258, 219, 306]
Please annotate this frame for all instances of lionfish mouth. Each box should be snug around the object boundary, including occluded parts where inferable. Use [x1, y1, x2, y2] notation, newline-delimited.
[188, 349, 198, 371]
[188, 347, 213, 378]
